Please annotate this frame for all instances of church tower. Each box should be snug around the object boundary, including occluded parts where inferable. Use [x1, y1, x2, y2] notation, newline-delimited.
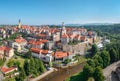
[62, 22, 66, 35]
[18, 19, 21, 29]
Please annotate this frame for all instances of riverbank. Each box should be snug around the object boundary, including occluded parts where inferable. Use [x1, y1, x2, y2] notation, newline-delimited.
[30, 68, 55, 81]
[40, 62, 85, 81]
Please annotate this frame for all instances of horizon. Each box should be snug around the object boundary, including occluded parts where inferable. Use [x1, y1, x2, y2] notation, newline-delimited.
[0, 0, 120, 25]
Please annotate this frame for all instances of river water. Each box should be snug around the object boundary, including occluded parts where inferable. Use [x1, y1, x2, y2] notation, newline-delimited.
[40, 63, 85, 81]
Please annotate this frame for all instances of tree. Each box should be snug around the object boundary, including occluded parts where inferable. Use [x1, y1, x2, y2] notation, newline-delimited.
[83, 64, 94, 81]
[91, 44, 98, 56]
[93, 54, 103, 68]
[109, 48, 118, 63]
[100, 50, 110, 68]
[7, 60, 15, 67]
[14, 61, 21, 68]
[26, 50, 32, 58]
[19, 67, 26, 79]
[16, 67, 26, 81]
[24, 59, 30, 76]
[29, 57, 36, 74]
[38, 60, 46, 73]
[64, 59, 71, 65]
[87, 59, 95, 68]
[93, 67, 105, 81]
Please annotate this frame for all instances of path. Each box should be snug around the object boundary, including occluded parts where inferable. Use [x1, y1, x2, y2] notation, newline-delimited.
[2, 57, 12, 68]
[30, 68, 55, 81]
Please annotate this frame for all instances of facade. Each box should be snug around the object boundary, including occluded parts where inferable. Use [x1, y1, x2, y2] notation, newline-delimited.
[31, 48, 53, 62]
[0, 46, 14, 57]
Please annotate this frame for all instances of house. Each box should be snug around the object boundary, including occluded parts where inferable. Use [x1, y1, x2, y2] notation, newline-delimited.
[52, 51, 69, 61]
[31, 48, 53, 62]
[28, 40, 44, 49]
[14, 37, 27, 47]
[0, 67, 19, 77]
[12, 37, 27, 52]
[0, 46, 14, 57]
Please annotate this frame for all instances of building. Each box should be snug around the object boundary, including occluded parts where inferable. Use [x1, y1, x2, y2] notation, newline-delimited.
[31, 48, 53, 62]
[52, 51, 69, 61]
[18, 19, 21, 29]
[0, 46, 14, 57]
[0, 67, 19, 77]
[12, 37, 27, 51]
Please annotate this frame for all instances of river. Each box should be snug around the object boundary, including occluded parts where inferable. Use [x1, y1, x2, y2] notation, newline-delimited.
[40, 62, 85, 81]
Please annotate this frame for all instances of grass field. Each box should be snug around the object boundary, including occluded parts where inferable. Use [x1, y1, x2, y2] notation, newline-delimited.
[7, 55, 25, 67]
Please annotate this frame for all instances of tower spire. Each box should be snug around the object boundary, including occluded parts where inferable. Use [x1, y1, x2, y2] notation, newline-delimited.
[18, 19, 21, 29]
[61, 22, 66, 35]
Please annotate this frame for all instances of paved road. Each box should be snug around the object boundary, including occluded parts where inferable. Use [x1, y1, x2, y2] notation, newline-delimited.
[103, 61, 120, 79]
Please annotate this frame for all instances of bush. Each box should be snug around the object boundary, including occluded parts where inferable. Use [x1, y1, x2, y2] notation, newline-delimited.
[64, 59, 71, 64]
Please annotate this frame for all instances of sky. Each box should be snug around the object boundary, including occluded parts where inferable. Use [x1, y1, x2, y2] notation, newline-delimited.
[0, 0, 120, 25]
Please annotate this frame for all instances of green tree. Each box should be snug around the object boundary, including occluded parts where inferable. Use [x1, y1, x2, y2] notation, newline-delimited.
[16, 67, 26, 81]
[93, 67, 105, 81]
[7, 60, 15, 67]
[109, 48, 118, 63]
[29, 57, 36, 74]
[14, 61, 21, 68]
[83, 64, 94, 81]
[100, 50, 110, 68]
[24, 59, 30, 76]
[87, 59, 95, 68]
[64, 59, 71, 65]
[93, 54, 103, 68]
[91, 44, 98, 56]
[38, 60, 46, 73]
[26, 50, 32, 59]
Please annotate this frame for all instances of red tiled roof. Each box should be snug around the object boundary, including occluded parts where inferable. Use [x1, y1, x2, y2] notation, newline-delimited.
[15, 38, 27, 43]
[0, 46, 11, 52]
[41, 50, 48, 54]
[39, 39, 48, 43]
[52, 51, 68, 58]
[1, 67, 16, 74]
[31, 48, 41, 54]
[31, 48, 48, 55]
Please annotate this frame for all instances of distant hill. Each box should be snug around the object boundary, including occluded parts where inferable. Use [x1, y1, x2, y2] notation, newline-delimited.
[65, 23, 117, 26]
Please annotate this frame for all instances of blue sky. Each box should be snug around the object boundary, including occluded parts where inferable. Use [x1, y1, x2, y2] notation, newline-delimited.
[0, 0, 120, 25]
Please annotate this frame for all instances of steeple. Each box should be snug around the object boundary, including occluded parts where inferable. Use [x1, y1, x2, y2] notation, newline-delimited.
[62, 22, 66, 35]
[18, 19, 21, 29]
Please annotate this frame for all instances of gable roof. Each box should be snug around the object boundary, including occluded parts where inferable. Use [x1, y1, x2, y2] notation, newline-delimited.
[52, 51, 69, 58]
